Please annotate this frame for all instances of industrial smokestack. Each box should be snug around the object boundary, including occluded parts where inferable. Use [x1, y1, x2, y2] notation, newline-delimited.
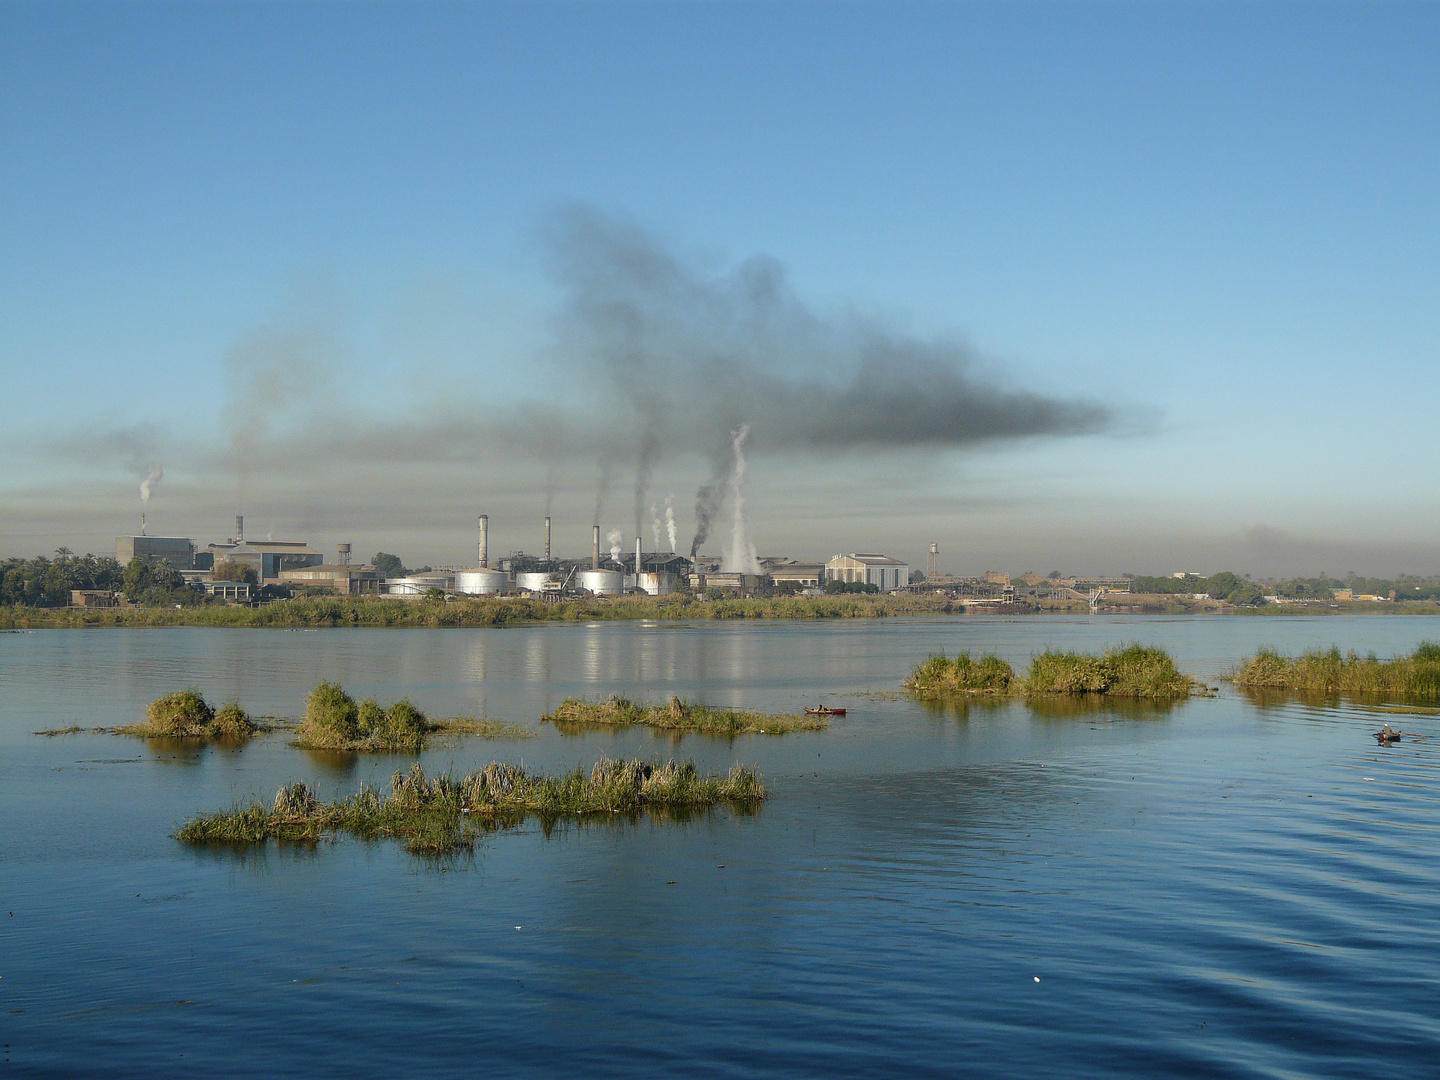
[544, 516, 551, 563]
[478, 514, 489, 569]
[636, 536, 642, 576]
[592, 525, 600, 570]
[140, 512, 146, 537]
[236, 515, 244, 544]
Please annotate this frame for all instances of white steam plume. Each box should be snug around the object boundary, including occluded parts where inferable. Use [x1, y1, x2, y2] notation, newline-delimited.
[651, 503, 663, 552]
[606, 529, 623, 566]
[665, 496, 677, 554]
[140, 464, 163, 504]
[722, 425, 760, 574]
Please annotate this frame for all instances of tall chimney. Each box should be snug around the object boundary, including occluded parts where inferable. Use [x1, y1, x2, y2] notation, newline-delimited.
[235, 515, 244, 544]
[592, 525, 600, 570]
[636, 536, 642, 576]
[544, 516, 551, 563]
[140, 512, 146, 537]
[478, 514, 489, 569]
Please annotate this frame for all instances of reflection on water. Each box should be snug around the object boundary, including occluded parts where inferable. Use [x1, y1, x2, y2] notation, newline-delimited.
[4, 616, 1440, 1079]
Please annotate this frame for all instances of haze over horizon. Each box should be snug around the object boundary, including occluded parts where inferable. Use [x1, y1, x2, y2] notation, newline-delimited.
[3, 2, 1437, 578]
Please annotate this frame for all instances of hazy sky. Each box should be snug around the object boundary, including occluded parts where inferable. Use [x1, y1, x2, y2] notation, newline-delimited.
[3, 1, 1437, 577]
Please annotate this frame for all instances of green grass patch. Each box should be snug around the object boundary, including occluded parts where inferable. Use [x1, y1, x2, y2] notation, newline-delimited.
[113, 689, 257, 741]
[295, 682, 528, 751]
[543, 695, 825, 734]
[176, 758, 766, 854]
[906, 644, 1206, 701]
[1231, 643, 1440, 696]
[905, 652, 1015, 696]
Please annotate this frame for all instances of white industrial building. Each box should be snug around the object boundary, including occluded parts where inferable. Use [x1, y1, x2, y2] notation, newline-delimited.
[825, 553, 911, 592]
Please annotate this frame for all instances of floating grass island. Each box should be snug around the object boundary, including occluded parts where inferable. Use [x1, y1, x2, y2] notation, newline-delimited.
[544, 695, 826, 735]
[907, 645, 1208, 701]
[176, 759, 765, 854]
[110, 689, 258, 742]
[296, 681, 531, 752]
[1232, 643, 1440, 696]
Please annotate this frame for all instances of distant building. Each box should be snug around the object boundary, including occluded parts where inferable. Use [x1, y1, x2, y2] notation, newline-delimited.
[771, 563, 827, 588]
[279, 563, 379, 595]
[116, 535, 195, 569]
[204, 541, 322, 582]
[69, 589, 120, 608]
[826, 554, 910, 592]
[982, 570, 1010, 585]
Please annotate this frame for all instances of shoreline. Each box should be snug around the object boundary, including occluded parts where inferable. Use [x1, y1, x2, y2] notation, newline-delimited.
[4, 594, 1438, 630]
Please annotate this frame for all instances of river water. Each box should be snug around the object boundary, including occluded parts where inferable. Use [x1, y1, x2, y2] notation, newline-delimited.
[2, 616, 1437, 1078]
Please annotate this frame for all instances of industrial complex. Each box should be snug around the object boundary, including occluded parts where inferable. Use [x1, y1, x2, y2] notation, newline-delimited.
[113, 511, 940, 604]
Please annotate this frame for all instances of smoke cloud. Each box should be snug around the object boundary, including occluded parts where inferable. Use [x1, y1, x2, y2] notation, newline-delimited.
[722, 424, 761, 574]
[664, 496, 678, 554]
[139, 464, 163, 504]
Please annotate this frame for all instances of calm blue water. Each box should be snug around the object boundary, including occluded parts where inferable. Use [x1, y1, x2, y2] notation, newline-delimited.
[2, 616, 1437, 1078]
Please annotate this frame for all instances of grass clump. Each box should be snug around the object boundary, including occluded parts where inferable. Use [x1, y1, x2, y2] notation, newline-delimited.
[296, 682, 524, 752]
[116, 689, 257, 741]
[544, 695, 825, 734]
[1232, 643, 1440, 696]
[905, 652, 1015, 697]
[905, 645, 1203, 700]
[176, 758, 766, 854]
[1024, 645, 1202, 698]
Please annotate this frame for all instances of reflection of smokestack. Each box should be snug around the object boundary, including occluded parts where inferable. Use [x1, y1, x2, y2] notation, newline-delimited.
[140, 512, 146, 537]
[337, 543, 351, 566]
[236, 515, 244, 544]
[592, 525, 600, 569]
[478, 514, 489, 569]
[544, 516, 551, 562]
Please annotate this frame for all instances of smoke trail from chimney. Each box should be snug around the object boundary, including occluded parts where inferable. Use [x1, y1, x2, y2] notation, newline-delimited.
[722, 424, 761, 574]
[665, 496, 678, 554]
[140, 464, 163, 504]
[606, 529, 623, 566]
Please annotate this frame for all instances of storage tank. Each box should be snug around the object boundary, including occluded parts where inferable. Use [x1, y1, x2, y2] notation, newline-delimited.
[514, 571, 560, 593]
[385, 573, 455, 596]
[636, 571, 676, 596]
[454, 568, 509, 595]
[577, 569, 623, 596]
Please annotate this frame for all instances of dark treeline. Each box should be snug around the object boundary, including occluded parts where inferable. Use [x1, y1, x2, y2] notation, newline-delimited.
[0, 552, 207, 608]
[1128, 571, 1440, 605]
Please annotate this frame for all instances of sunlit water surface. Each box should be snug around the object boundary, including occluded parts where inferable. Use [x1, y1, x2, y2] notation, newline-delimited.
[2, 616, 1437, 1077]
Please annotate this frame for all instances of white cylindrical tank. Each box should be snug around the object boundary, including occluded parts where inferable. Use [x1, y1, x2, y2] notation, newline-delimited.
[454, 568, 509, 595]
[636, 571, 676, 596]
[385, 573, 455, 595]
[514, 571, 560, 593]
[577, 569, 623, 596]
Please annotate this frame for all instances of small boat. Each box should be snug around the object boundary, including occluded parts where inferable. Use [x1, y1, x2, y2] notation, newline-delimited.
[1375, 725, 1403, 743]
[805, 706, 846, 716]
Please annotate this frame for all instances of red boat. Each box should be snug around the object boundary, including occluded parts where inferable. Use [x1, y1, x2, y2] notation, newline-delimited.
[805, 706, 846, 716]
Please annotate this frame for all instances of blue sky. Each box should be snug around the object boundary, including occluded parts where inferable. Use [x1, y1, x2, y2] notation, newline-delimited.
[2, 1, 1437, 576]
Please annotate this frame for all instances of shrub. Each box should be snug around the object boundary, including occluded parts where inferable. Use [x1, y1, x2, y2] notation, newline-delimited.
[145, 689, 216, 737]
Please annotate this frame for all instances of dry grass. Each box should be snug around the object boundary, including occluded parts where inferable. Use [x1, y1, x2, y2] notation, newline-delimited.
[176, 758, 766, 854]
[544, 695, 825, 734]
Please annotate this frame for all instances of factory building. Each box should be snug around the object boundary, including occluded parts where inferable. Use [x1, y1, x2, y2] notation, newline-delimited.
[116, 535, 195, 569]
[769, 563, 827, 588]
[278, 543, 378, 594]
[825, 554, 911, 592]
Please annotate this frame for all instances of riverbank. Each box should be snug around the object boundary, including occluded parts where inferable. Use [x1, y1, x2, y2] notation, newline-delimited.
[6, 593, 1438, 629]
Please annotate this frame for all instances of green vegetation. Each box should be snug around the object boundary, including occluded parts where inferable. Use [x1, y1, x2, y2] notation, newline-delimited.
[905, 652, 1015, 695]
[1232, 643, 1440, 696]
[545, 695, 826, 734]
[907, 644, 1205, 700]
[295, 681, 520, 751]
[1025, 645, 1203, 697]
[176, 758, 766, 854]
[113, 689, 257, 741]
